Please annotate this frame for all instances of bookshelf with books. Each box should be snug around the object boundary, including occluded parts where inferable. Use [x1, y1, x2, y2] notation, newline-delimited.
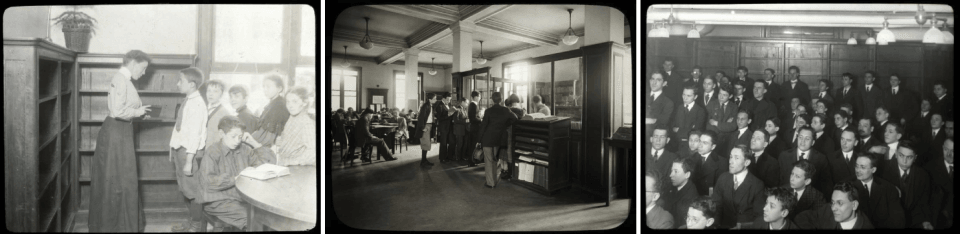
[509, 117, 571, 195]
[76, 53, 193, 212]
[4, 37, 79, 232]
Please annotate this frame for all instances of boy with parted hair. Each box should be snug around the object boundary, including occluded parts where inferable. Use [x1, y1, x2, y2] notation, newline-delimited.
[748, 187, 800, 230]
[169, 67, 208, 232]
[229, 84, 259, 133]
[202, 79, 233, 151]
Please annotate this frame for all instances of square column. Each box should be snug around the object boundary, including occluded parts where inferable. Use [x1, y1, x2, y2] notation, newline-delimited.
[584, 5, 624, 46]
[403, 47, 420, 110]
[450, 21, 476, 73]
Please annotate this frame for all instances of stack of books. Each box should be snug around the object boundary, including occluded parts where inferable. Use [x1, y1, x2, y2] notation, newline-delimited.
[516, 156, 549, 188]
[515, 142, 548, 152]
[521, 113, 558, 121]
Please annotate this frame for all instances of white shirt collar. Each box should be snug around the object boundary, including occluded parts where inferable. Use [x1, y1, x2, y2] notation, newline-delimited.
[946, 160, 953, 174]
[755, 150, 765, 157]
[839, 213, 859, 230]
[938, 94, 946, 100]
[892, 86, 899, 91]
[840, 124, 848, 130]
[733, 169, 749, 185]
[119, 67, 133, 79]
[899, 167, 910, 177]
[798, 149, 810, 159]
[862, 136, 871, 143]
[922, 111, 929, 117]
[646, 204, 656, 214]
[795, 186, 805, 199]
[677, 181, 687, 191]
[651, 90, 662, 99]
[816, 131, 824, 138]
[769, 135, 777, 142]
[686, 103, 693, 111]
[861, 178, 874, 190]
[843, 150, 853, 160]
[888, 142, 899, 159]
[866, 84, 873, 89]
[186, 90, 201, 99]
[651, 148, 662, 156]
[701, 152, 711, 159]
[739, 127, 748, 135]
[791, 79, 798, 83]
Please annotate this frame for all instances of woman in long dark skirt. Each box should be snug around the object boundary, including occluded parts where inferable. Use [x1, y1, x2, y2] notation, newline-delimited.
[89, 50, 152, 232]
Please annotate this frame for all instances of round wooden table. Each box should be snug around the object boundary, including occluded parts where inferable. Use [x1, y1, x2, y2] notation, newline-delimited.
[236, 165, 317, 231]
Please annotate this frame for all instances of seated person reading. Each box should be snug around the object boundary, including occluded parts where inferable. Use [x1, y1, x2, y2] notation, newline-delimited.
[198, 116, 277, 231]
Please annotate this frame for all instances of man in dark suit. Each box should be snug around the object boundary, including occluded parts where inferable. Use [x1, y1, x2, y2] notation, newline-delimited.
[923, 138, 953, 229]
[778, 98, 803, 140]
[645, 170, 674, 229]
[646, 72, 675, 140]
[857, 118, 884, 153]
[748, 187, 801, 230]
[696, 75, 719, 109]
[922, 113, 948, 162]
[785, 160, 828, 221]
[745, 80, 778, 132]
[414, 93, 439, 166]
[852, 153, 906, 229]
[882, 74, 918, 126]
[734, 66, 755, 99]
[677, 130, 701, 160]
[660, 59, 684, 106]
[779, 126, 833, 196]
[762, 68, 783, 112]
[731, 81, 748, 109]
[909, 99, 933, 143]
[467, 91, 482, 167]
[666, 157, 700, 228]
[812, 114, 837, 155]
[859, 71, 886, 127]
[815, 99, 836, 133]
[835, 73, 863, 121]
[878, 141, 934, 229]
[930, 81, 953, 118]
[873, 106, 892, 140]
[764, 117, 788, 160]
[827, 128, 860, 186]
[748, 129, 780, 188]
[685, 66, 706, 97]
[706, 83, 737, 153]
[671, 85, 706, 153]
[354, 109, 399, 161]
[794, 181, 875, 229]
[477, 92, 519, 188]
[787, 114, 811, 149]
[434, 95, 455, 163]
[814, 79, 835, 106]
[877, 122, 905, 171]
[692, 130, 728, 196]
[833, 111, 854, 150]
[711, 144, 765, 229]
[780, 66, 811, 110]
[725, 110, 753, 154]
[646, 125, 677, 182]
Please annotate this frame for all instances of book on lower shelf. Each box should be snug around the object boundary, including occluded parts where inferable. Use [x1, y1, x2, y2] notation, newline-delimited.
[239, 164, 290, 180]
[515, 142, 547, 152]
[515, 136, 547, 144]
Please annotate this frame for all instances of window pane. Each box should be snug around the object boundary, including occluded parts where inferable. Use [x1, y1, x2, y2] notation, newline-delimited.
[332, 96, 340, 110]
[345, 91, 356, 96]
[209, 73, 270, 116]
[531, 63, 552, 110]
[215, 5, 283, 63]
[295, 67, 316, 94]
[554, 58, 582, 122]
[343, 76, 357, 91]
[344, 70, 358, 76]
[332, 74, 341, 91]
[300, 5, 315, 57]
[332, 90, 340, 96]
[344, 96, 357, 110]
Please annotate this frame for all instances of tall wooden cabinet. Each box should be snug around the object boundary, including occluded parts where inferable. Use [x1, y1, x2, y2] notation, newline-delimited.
[4, 37, 79, 232]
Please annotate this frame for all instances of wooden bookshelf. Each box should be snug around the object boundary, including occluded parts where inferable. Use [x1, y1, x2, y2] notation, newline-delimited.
[4, 37, 78, 232]
[509, 117, 572, 196]
[76, 53, 194, 212]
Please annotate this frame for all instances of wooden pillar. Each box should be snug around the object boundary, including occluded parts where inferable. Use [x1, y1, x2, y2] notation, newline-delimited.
[196, 5, 215, 77]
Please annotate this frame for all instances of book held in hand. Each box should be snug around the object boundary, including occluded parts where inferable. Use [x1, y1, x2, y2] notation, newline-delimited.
[239, 163, 291, 180]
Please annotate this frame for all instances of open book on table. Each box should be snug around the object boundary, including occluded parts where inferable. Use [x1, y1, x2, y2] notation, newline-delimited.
[240, 163, 291, 180]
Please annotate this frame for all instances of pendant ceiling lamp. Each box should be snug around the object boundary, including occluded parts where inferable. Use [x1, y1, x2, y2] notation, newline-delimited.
[561, 9, 579, 45]
[922, 13, 944, 44]
[865, 30, 876, 45]
[941, 21, 954, 44]
[475, 40, 487, 65]
[877, 18, 896, 44]
[847, 32, 857, 45]
[359, 17, 374, 50]
[429, 58, 437, 75]
[687, 22, 700, 38]
[340, 46, 351, 68]
[915, 4, 929, 26]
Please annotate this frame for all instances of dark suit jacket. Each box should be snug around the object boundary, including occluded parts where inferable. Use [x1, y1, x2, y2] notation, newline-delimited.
[767, 136, 788, 161]
[725, 128, 752, 156]
[909, 111, 932, 145]
[835, 85, 863, 119]
[854, 177, 906, 229]
[661, 70, 684, 106]
[813, 133, 836, 157]
[434, 101, 453, 132]
[879, 164, 933, 228]
[921, 128, 947, 161]
[795, 206, 874, 229]
[748, 217, 800, 230]
[468, 101, 482, 137]
[857, 136, 884, 153]
[477, 104, 518, 147]
[931, 94, 953, 118]
[696, 88, 719, 109]
[692, 152, 728, 196]
[743, 98, 778, 131]
[706, 100, 738, 135]
[645, 147, 677, 180]
[788, 185, 828, 221]
[833, 125, 852, 151]
[413, 102, 436, 140]
[666, 182, 700, 228]
[781, 80, 811, 109]
[747, 151, 780, 188]
[645, 205, 674, 229]
[685, 78, 705, 97]
[872, 120, 890, 140]
[353, 117, 377, 146]
[735, 76, 755, 99]
[711, 171, 765, 228]
[826, 150, 859, 186]
[779, 149, 833, 195]
[676, 146, 696, 160]
[883, 87, 918, 124]
[764, 80, 783, 111]
[814, 90, 834, 104]
[646, 91, 675, 138]
[672, 103, 706, 141]
[859, 84, 886, 121]
[923, 156, 954, 229]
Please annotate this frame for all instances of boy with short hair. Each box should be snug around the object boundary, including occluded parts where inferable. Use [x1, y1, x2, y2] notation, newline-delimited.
[199, 116, 275, 232]
[749, 187, 800, 230]
[203, 80, 233, 146]
[169, 67, 208, 232]
[229, 84, 259, 133]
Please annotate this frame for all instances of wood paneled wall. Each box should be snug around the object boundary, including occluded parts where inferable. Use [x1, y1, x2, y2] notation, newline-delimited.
[647, 38, 954, 101]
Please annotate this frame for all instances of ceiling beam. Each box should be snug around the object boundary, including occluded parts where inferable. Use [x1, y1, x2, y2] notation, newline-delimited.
[375, 49, 404, 65]
[460, 5, 514, 23]
[367, 5, 458, 24]
[646, 9, 953, 27]
[476, 17, 560, 46]
[648, 4, 954, 13]
[332, 28, 408, 49]
[331, 53, 377, 64]
[407, 22, 452, 50]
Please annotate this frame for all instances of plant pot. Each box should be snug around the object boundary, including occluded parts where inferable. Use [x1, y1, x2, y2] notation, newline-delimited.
[62, 27, 92, 52]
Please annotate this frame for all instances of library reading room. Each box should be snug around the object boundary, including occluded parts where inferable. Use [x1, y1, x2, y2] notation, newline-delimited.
[326, 4, 635, 232]
[4, 5, 316, 232]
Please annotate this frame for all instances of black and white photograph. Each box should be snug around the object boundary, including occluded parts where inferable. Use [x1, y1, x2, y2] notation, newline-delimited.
[4, 4, 317, 232]
[644, 4, 953, 230]
[325, 3, 635, 232]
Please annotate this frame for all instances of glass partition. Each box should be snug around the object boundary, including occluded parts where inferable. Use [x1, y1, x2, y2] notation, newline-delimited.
[531, 62, 552, 111]
[553, 57, 582, 121]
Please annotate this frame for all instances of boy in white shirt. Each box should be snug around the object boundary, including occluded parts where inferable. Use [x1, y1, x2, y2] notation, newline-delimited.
[169, 67, 208, 232]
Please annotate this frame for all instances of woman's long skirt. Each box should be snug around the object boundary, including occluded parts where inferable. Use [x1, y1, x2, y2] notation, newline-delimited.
[88, 117, 145, 232]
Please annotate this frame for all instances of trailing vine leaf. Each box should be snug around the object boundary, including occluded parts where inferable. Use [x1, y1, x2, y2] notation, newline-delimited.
[51, 6, 98, 35]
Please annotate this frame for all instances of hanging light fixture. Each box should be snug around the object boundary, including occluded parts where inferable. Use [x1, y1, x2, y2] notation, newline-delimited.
[475, 40, 487, 65]
[915, 4, 929, 26]
[429, 58, 437, 75]
[655, 21, 669, 38]
[339, 46, 351, 68]
[561, 9, 579, 45]
[687, 22, 701, 38]
[666, 4, 677, 25]
[923, 13, 944, 44]
[865, 30, 876, 45]
[877, 17, 896, 44]
[847, 32, 857, 45]
[941, 20, 954, 44]
[359, 17, 374, 49]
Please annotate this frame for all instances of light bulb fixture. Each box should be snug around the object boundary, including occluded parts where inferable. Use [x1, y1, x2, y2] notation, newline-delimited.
[847, 32, 857, 45]
[340, 46, 351, 68]
[359, 17, 374, 49]
[923, 14, 944, 44]
[865, 30, 876, 45]
[561, 9, 579, 45]
[941, 20, 954, 44]
[687, 22, 701, 38]
[429, 58, 437, 75]
[475, 40, 487, 65]
[667, 4, 676, 25]
[877, 18, 896, 44]
[915, 4, 928, 26]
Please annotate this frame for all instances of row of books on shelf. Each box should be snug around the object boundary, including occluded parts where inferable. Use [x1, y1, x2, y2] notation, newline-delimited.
[515, 143, 547, 153]
[516, 160, 548, 188]
[515, 136, 547, 144]
[514, 149, 549, 159]
[82, 68, 182, 91]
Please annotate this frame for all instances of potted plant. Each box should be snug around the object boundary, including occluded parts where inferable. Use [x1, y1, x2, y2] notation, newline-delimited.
[51, 6, 97, 52]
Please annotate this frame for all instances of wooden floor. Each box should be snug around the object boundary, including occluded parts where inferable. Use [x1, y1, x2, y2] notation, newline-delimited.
[73, 209, 216, 232]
